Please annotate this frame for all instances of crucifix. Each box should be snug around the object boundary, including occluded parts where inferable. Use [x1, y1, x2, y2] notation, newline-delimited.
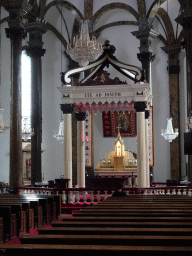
[116, 125, 121, 134]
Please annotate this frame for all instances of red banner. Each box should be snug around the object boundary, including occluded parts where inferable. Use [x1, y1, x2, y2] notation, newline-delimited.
[102, 111, 112, 137]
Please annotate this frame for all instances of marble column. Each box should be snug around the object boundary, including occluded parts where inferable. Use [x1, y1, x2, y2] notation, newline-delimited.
[75, 112, 86, 188]
[176, 0, 192, 181]
[61, 104, 74, 188]
[25, 21, 47, 184]
[134, 101, 147, 188]
[1, 0, 31, 189]
[145, 109, 150, 187]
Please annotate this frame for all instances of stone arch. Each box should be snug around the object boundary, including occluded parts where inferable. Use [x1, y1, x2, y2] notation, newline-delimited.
[43, 0, 84, 21]
[92, 3, 139, 29]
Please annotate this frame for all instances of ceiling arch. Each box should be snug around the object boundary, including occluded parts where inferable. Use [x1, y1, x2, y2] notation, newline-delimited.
[92, 3, 139, 25]
[43, 0, 84, 21]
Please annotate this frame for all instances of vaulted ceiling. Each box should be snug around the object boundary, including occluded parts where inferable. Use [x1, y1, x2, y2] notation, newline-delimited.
[0, 0, 183, 55]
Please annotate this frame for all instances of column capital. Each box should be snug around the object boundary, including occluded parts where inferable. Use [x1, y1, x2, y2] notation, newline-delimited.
[5, 27, 27, 40]
[145, 110, 150, 119]
[75, 112, 87, 121]
[0, 0, 32, 17]
[134, 101, 147, 112]
[25, 47, 46, 58]
[161, 45, 181, 56]
[131, 28, 159, 53]
[176, 0, 192, 29]
[1, 0, 32, 29]
[61, 104, 74, 114]
[137, 52, 155, 62]
[161, 44, 181, 74]
[25, 21, 47, 58]
[1, 0, 32, 41]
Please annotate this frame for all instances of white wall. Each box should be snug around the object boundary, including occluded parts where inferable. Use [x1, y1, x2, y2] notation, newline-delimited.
[42, 31, 67, 181]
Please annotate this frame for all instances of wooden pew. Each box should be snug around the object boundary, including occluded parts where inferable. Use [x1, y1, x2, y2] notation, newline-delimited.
[0, 202, 24, 235]
[0, 199, 36, 233]
[61, 215, 192, 223]
[0, 206, 17, 241]
[0, 195, 52, 228]
[0, 218, 3, 244]
[15, 194, 192, 252]
[24, 194, 61, 221]
[5, 194, 192, 252]
[1, 244, 192, 253]
[52, 219, 192, 228]
[72, 210, 192, 217]
[0, 194, 61, 223]
[19, 233, 192, 247]
[85, 203, 192, 209]
[0, 193, 61, 242]
[36, 226, 192, 236]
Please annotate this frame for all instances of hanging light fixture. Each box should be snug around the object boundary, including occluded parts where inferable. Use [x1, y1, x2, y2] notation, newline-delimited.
[0, 109, 9, 133]
[161, 118, 179, 142]
[53, 119, 64, 144]
[22, 116, 34, 141]
[66, 20, 103, 67]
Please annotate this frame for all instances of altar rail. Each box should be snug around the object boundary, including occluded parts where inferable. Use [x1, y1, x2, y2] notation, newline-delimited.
[7, 186, 192, 205]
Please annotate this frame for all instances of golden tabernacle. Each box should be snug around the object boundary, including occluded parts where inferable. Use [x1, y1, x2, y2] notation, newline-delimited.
[95, 126, 137, 176]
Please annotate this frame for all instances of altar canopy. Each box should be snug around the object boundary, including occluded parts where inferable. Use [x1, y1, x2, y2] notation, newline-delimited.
[57, 82, 150, 111]
[57, 41, 152, 188]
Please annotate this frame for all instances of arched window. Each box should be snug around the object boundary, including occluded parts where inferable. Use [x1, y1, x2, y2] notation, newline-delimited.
[21, 51, 32, 141]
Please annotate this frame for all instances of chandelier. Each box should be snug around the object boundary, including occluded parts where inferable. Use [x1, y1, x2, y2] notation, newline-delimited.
[53, 119, 64, 144]
[22, 116, 34, 141]
[161, 118, 179, 142]
[0, 109, 9, 133]
[66, 20, 103, 67]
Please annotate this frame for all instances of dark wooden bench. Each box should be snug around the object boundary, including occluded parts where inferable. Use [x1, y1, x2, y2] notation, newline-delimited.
[52, 220, 192, 228]
[61, 215, 192, 222]
[0, 193, 61, 242]
[0, 197, 46, 240]
[72, 210, 192, 217]
[19, 233, 192, 247]
[1, 244, 192, 253]
[24, 194, 61, 221]
[0, 218, 3, 244]
[0, 199, 38, 233]
[37, 226, 192, 236]
[4, 194, 192, 252]
[0, 194, 61, 222]
[0, 206, 17, 241]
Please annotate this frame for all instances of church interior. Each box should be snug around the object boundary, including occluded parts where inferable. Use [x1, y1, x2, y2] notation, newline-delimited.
[0, 0, 191, 189]
[0, 0, 192, 252]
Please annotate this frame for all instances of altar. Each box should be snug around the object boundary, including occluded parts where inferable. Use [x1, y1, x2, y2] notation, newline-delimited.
[94, 126, 138, 186]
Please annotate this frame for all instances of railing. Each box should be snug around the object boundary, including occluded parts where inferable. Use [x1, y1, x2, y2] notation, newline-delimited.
[15, 185, 192, 204]
[1, 185, 192, 205]
[139, 186, 192, 196]
[17, 187, 137, 204]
